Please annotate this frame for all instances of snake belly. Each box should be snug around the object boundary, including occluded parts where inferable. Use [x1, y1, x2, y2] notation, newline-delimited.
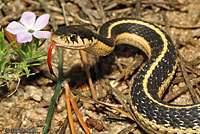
[51, 18, 200, 133]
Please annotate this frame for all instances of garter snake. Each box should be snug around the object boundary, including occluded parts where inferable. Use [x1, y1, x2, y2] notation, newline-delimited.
[50, 18, 200, 133]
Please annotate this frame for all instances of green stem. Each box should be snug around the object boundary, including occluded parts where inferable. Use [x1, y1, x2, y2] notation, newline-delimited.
[40, 0, 63, 133]
[43, 48, 63, 134]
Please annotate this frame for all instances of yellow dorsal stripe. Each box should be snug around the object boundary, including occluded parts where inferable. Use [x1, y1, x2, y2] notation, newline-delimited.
[108, 19, 200, 109]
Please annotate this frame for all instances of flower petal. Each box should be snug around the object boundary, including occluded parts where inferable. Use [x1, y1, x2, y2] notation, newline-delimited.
[33, 31, 51, 39]
[16, 32, 33, 43]
[20, 11, 36, 29]
[34, 14, 50, 31]
[6, 21, 26, 34]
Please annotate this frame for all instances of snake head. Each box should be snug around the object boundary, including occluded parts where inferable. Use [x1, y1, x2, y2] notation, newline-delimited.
[51, 25, 97, 49]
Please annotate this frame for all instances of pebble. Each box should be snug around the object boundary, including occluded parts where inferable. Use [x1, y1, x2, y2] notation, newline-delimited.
[42, 87, 54, 103]
[24, 85, 43, 102]
[26, 108, 47, 122]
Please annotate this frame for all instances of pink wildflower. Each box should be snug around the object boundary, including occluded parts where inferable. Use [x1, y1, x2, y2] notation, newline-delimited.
[6, 11, 51, 43]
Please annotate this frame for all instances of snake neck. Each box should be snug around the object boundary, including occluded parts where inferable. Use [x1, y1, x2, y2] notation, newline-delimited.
[84, 33, 115, 56]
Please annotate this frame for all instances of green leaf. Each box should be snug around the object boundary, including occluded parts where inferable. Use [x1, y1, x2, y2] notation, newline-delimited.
[0, 81, 3, 85]
[0, 3, 4, 10]
[7, 37, 48, 78]
[14, 45, 26, 60]
[23, 65, 30, 77]
[29, 62, 41, 66]
[0, 58, 9, 73]
[4, 41, 16, 52]
[33, 38, 40, 49]
[0, 28, 4, 51]
[0, 75, 11, 81]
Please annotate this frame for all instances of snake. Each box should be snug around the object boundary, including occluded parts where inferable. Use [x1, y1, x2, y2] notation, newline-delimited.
[48, 18, 200, 133]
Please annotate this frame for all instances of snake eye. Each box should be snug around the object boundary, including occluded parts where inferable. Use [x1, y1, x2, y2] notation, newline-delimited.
[70, 34, 76, 41]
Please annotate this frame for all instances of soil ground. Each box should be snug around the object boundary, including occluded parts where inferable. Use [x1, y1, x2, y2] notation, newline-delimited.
[0, 0, 200, 134]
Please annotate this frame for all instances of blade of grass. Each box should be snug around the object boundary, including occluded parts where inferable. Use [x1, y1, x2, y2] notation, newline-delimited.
[43, 77, 62, 134]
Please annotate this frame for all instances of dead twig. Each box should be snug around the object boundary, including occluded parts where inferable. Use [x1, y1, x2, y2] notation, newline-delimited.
[80, 96, 134, 121]
[135, 0, 141, 18]
[164, 76, 200, 102]
[79, 50, 98, 100]
[58, 116, 69, 134]
[178, 52, 200, 103]
[91, 0, 106, 23]
[116, 55, 144, 82]
[69, 90, 91, 134]
[117, 124, 137, 134]
[64, 82, 76, 134]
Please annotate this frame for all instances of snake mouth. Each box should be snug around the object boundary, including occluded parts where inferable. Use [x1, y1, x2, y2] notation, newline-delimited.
[51, 33, 93, 50]
[54, 43, 87, 50]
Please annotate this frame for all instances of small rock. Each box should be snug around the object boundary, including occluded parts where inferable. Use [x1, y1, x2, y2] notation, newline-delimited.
[36, 77, 53, 86]
[178, 82, 186, 88]
[57, 94, 66, 111]
[24, 85, 43, 101]
[86, 118, 104, 131]
[26, 108, 47, 122]
[42, 87, 54, 103]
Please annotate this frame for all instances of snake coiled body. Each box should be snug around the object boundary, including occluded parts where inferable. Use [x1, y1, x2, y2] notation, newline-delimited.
[51, 18, 200, 133]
